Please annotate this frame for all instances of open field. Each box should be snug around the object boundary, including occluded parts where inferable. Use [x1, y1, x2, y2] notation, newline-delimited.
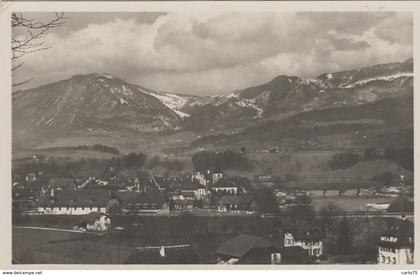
[13, 214, 396, 264]
[12, 227, 135, 264]
[310, 196, 393, 212]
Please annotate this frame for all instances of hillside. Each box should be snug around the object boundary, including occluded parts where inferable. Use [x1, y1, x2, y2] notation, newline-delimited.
[191, 95, 413, 152]
[322, 159, 413, 181]
[184, 59, 413, 131]
[12, 59, 413, 154]
[13, 73, 183, 133]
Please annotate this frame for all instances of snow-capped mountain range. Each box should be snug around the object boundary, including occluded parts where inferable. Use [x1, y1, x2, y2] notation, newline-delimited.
[183, 58, 412, 130]
[12, 58, 413, 137]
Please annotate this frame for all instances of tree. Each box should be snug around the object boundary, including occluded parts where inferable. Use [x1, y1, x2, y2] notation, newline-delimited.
[337, 217, 352, 255]
[284, 194, 315, 226]
[364, 147, 379, 160]
[383, 146, 413, 172]
[319, 203, 342, 254]
[12, 12, 66, 87]
[284, 173, 296, 182]
[12, 200, 22, 224]
[328, 151, 362, 170]
[254, 187, 279, 213]
[144, 156, 160, 169]
[193, 199, 204, 208]
[191, 149, 252, 173]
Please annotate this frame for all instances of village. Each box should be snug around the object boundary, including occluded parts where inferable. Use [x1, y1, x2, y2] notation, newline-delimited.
[6, 6, 416, 271]
[12, 152, 414, 265]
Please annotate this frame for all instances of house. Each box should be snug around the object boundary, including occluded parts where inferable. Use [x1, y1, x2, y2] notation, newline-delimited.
[25, 173, 37, 184]
[237, 194, 257, 212]
[211, 178, 239, 195]
[12, 183, 38, 210]
[172, 198, 194, 210]
[377, 216, 414, 265]
[212, 172, 223, 183]
[216, 234, 313, 265]
[194, 187, 207, 200]
[180, 184, 207, 200]
[124, 245, 202, 264]
[192, 172, 209, 186]
[217, 196, 239, 212]
[167, 184, 207, 210]
[117, 191, 170, 215]
[37, 189, 114, 215]
[168, 191, 183, 201]
[283, 229, 324, 258]
[180, 190, 196, 201]
[75, 212, 111, 231]
[215, 234, 281, 264]
[217, 194, 257, 213]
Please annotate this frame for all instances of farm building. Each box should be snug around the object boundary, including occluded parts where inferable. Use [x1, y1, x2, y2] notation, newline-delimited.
[75, 212, 111, 231]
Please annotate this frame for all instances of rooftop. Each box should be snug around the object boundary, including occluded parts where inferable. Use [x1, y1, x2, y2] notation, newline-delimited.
[215, 234, 276, 258]
[218, 194, 255, 205]
[116, 191, 167, 208]
[39, 189, 111, 207]
[77, 211, 108, 224]
[212, 178, 239, 188]
[380, 217, 414, 247]
[283, 228, 323, 242]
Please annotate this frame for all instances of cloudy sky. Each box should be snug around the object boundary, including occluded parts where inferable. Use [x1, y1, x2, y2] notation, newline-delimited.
[13, 12, 412, 95]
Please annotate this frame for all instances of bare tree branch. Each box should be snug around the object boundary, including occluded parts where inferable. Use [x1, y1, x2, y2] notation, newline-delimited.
[12, 77, 34, 88]
[11, 12, 66, 87]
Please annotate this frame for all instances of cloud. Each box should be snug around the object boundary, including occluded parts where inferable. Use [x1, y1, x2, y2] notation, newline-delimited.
[13, 12, 412, 95]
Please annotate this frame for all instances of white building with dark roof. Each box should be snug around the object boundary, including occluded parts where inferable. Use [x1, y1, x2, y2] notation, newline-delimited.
[37, 189, 114, 215]
[283, 229, 324, 258]
[75, 212, 111, 231]
[378, 217, 414, 265]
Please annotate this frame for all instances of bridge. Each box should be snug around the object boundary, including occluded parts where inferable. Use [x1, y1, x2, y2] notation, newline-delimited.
[262, 212, 414, 221]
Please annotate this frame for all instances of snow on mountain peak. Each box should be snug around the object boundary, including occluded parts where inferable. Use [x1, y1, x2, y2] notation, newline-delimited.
[340, 72, 413, 88]
[137, 87, 191, 118]
[97, 73, 114, 79]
